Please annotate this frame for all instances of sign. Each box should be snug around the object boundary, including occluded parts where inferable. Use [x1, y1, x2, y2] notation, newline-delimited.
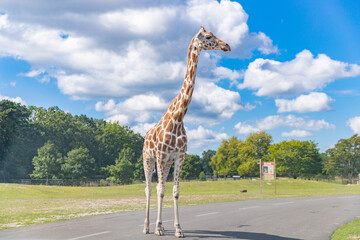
[262, 162, 275, 180]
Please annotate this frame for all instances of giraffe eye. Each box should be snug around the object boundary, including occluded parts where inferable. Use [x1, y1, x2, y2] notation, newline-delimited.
[205, 35, 212, 40]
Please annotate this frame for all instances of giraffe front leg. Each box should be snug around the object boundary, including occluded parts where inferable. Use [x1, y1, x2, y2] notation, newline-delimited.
[143, 155, 154, 235]
[143, 183, 151, 234]
[154, 182, 165, 236]
[154, 160, 171, 236]
[173, 184, 184, 238]
[173, 155, 185, 238]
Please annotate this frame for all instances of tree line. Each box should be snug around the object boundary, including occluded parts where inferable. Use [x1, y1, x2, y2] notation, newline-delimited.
[1, 100, 359, 184]
[0, 100, 143, 183]
[0, 100, 214, 184]
[210, 131, 360, 183]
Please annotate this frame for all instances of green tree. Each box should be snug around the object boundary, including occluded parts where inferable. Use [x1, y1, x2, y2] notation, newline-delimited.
[31, 106, 108, 175]
[198, 171, 206, 181]
[104, 148, 135, 184]
[268, 140, 322, 179]
[31, 107, 97, 155]
[31, 141, 63, 184]
[200, 149, 216, 175]
[180, 154, 201, 180]
[238, 131, 272, 177]
[210, 137, 241, 177]
[324, 134, 360, 182]
[133, 155, 145, 180]
[0, 101, 44, 178]
[96, 123, 143, 169]
[62, 147, 95, 179]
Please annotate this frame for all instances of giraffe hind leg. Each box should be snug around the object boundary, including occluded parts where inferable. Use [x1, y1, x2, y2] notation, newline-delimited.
[173, 154, 185, 238]
[143, 155, 155, 235]
[154, 160, 172, 236]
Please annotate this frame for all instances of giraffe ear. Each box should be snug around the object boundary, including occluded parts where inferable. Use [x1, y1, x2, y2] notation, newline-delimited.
[197, 27, 205, 39]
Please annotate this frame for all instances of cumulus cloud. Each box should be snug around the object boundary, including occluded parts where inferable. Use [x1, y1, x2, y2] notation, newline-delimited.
[281, 130, 313, 138]
[234, 114, 335, 135]
[0, 95, 27, 105]
[95, 78, 248, 126]
[95, 94, 168, 125]
[276, 92, 334, 113]
[186, 79, 244, 125]
[239, 50, 360, 97]
[132, 122, 157, 136]
[0, 0, 275, 129]
[99, 7, 176, 35]
[0, 0, 276, 98]
[186, 125, 229, 148]
[212, 66, 243, 86]
[186, 0, 277, 56]
[21, 69, 45, 77]
[233, 122, 260, 135]
[347, 116, 360, 134]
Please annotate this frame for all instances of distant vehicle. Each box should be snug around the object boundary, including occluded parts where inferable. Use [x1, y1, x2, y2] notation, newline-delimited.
[232, 175, 241, 180]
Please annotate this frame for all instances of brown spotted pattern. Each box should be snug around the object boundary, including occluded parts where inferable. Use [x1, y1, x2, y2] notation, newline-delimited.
[142, 26, 231, 238]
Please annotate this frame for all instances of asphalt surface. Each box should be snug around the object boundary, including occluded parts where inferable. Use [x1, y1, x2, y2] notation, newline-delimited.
[1, 195, 359, 240]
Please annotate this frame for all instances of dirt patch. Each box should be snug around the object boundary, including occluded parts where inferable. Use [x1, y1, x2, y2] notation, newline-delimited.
[348, 235, 360, 240]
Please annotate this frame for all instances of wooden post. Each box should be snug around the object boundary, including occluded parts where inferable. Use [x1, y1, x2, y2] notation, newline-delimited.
[260, 158, 262, 195]
[274, 158, 277, 195]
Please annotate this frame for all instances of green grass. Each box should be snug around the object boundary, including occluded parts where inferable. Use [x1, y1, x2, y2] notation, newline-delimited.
[1, 178, 359, 230]
[332, 218, 360, 240]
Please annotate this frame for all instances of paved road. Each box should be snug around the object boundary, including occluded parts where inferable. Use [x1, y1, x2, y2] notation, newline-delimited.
[1, 195, 359, 240]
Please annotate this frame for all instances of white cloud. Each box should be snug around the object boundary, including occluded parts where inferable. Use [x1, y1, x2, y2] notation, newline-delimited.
[276, 92, 334, 113]
[186, 0, 277, 55]
[234, 122, 260, 135]
[0, 0, 276, 130]
[22, 69, 45, 77]
[212, 66, 243, 86]
[10, 81, 16, 87]
[96, 79, 248, 127]
[239, 50, 360, 97]
[186, 80, 244, 125]
[186, 125, 229, 148]
[95, 94, 168, 125]
[0, 95, 27, 105]
[132, 122, 157, 136]
[347, 116, 360, 134]
[99, 7, 176, 35]
[0, 0, 276, 98]
[235, 114, 335, 135]
[281, 130, 313, 138]
[20, 69, 51, 83]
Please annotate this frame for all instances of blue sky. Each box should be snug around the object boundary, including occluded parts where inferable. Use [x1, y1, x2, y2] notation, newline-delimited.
[1, 0, 360, 154]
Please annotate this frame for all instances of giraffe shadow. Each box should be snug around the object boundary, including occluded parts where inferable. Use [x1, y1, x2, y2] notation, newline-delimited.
[184, 230, 303, 240]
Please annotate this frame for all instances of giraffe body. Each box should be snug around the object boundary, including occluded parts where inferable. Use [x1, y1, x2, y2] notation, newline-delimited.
[142, 26, 230, 237]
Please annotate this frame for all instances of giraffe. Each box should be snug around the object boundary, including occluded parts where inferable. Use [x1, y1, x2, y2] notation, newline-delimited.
[142, 26, 231, 238]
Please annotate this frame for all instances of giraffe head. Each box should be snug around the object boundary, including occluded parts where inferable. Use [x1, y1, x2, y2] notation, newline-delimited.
[196, 26, 231, 52]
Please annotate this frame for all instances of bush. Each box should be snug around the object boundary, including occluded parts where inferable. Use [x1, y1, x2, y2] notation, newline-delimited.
[199, 172, 206, 181]
[99, 179, 110, 186]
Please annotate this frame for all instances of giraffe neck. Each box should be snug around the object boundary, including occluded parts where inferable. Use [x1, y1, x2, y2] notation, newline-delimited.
[165, 37, 200, 124]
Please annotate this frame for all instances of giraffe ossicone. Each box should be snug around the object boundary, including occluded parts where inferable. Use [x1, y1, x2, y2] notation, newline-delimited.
[142, 26, 231, 238]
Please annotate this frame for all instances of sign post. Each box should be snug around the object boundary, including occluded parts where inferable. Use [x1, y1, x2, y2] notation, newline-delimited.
[261, 160, 277, 195]
[274, 158, 277, 195]
[259, 158, 262, 195]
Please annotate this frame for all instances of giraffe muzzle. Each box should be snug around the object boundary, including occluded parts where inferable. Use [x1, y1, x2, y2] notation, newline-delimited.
[221, 43, 231, 52]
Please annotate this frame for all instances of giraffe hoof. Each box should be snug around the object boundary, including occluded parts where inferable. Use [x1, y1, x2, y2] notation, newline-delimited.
[154, 224, 165, 236]
[175, 230, 184, 238]
[143, 227, 149, 234]
[154, 228, 165, 236]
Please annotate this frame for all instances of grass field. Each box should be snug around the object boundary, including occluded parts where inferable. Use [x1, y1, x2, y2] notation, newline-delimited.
[332, 218, 360, 240]
[1, 178, 359, 230]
